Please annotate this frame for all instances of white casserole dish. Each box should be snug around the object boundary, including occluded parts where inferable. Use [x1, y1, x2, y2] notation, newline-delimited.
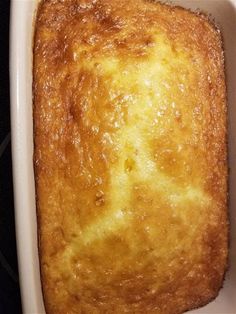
[10, 0, 236, 313]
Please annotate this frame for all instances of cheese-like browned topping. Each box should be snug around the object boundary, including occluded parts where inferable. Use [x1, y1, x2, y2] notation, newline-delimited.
[34, 1, 228, 313]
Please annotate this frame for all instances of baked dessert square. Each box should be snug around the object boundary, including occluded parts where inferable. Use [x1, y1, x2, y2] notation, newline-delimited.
[33, 1, 228, 313]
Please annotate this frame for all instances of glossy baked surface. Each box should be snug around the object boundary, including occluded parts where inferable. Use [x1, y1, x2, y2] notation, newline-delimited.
[34, 1, 228, 313]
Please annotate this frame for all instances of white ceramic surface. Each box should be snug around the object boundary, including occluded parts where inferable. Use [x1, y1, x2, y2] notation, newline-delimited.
[10, 1, 236, 313]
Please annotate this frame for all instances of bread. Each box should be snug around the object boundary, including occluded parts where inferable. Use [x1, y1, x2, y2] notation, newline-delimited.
[33, 0, 228, 313]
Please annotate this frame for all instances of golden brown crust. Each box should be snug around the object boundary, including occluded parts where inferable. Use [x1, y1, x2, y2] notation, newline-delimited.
[33, 1, 228, 313]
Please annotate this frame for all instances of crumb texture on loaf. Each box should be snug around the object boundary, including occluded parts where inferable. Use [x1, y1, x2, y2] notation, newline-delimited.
[34, 0, 228, 313]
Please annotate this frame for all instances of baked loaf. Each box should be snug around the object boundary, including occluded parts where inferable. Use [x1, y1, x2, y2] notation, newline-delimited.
[34, 0, 228, 313]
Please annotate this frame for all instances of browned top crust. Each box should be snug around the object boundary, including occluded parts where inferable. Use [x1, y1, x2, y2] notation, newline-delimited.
[33, 1, 228, 313]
